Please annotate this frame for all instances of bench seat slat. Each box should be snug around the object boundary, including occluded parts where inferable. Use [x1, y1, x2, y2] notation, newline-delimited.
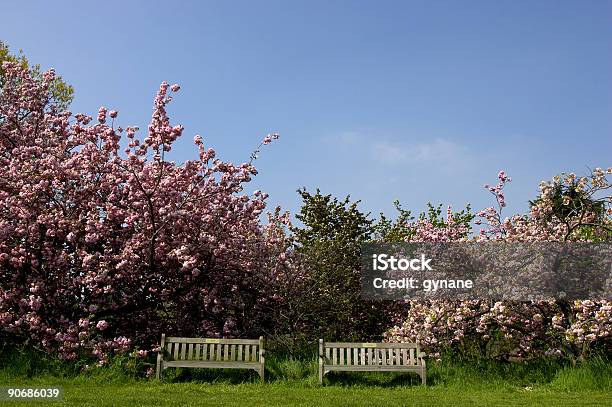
[164, 361, 260, 369]
[324, 365, 423, 372]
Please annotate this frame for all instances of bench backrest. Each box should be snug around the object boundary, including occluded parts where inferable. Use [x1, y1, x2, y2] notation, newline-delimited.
[320, 340, 425, 367]
[161, 335, 264, 363]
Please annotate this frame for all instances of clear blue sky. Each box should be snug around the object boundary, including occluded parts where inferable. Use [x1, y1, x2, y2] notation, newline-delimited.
[3, 0, 611, 221]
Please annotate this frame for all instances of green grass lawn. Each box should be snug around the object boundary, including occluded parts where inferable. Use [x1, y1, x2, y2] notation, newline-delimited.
[1, 381, 611, 407]
[1, 353, 610, 406]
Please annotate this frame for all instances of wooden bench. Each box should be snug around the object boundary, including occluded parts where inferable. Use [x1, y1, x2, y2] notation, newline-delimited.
[318, 339, 426, 385]
[156, 335, 265, 382]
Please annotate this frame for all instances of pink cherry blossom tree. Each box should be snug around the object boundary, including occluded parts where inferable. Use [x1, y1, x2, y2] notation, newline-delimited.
[386, 169, 612, 362]
[0, 61, 285, 362]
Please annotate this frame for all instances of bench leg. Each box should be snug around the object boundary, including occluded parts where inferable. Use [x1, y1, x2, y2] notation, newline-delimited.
[156, 357, 162, 381]
[421, 370, 426, 385]
[318, 339, 324, 385]
[258, 366, 265, 383]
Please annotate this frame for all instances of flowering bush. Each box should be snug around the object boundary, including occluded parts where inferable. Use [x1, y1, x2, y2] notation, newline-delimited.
[385, 170, 612, 362]
[0, 61, 286, 361]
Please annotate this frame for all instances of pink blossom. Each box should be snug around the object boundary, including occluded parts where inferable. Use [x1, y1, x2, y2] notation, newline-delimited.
[0, 61, 284, 360]
[97, 106, 107, 123]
